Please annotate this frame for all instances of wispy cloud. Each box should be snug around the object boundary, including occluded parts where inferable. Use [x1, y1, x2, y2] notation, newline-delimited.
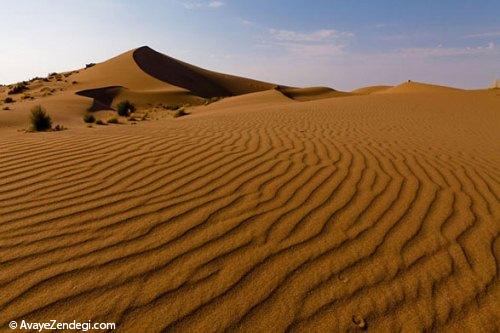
[464, 31, 500, 39]
[180, 0, 224, 10]
[399, 42, 496, 58]
[269, 29, 353, 42]
[266, 28, 353, 57]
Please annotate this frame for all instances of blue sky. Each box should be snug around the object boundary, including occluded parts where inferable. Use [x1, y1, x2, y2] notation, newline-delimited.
[1, 0, 499, 90]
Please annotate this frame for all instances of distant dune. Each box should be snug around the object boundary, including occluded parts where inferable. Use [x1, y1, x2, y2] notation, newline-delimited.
[0, 47, 499, 332]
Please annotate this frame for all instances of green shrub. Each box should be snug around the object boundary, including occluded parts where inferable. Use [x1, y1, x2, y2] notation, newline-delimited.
[107, 117, 119, 124]
[173, 108, 188, 118]
[164, 104, 180, 110]
[29, 105, 52, 131]
[116, 100, 136, 116]
[8, 82, 27, 95]
[83, 114, 96, 123]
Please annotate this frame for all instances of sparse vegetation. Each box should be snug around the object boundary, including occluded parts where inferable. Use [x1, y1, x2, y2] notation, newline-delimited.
[53, 124, 66, 131]
[8, 82, 28, 95]
[95, 119, 107, 125]
[204, 96, 223, 105]
[163, 104, 181, 110]
[85, 63, 96, 69]
[173, 108, 188, 118]
[116, 100, 136, 116]
[83, 114, 96, 123]
[2, 106, 10, 110]
[29, 105, 52, 131]
[4, 97, 14, 103]
[107, 117, 119, 124]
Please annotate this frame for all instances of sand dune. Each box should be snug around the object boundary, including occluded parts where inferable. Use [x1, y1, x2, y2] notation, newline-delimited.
[377, 81, 464, 94]
[352, 85, 393, 95]
[0, 48, 499, 332]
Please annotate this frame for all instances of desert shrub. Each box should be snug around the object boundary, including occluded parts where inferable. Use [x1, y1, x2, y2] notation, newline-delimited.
[83, 114, 96, 123]
[29, 105, 52, 131]
[72, 81, 77, 84]
[8, 82, 27, 95]
[107, 117, 119, 124]
[204, 96, 223, 105]
[164, 104, 181, 110]
[95, 119, 107, 125]
[85, 63, 96, 69]
[2, 106, 10, 110]
[116, 100, 136, 116]
[53, 124, 66, 131]
[4, 97, 14, 103]
[173, 108, 188, 118]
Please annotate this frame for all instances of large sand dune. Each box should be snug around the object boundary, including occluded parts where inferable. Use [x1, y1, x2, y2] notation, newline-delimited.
[0, 47, 499, 332]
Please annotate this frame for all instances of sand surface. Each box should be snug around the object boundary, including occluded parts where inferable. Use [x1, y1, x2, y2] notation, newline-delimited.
[1, 48, 499, 332]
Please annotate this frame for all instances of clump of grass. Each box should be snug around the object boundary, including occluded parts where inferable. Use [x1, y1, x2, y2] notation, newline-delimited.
[107, 117, 119, 124]
[4, 97, 14, 103]
[53, 124, 66, 131]
[163, 104, 181, 111]
[85, 63, 96, 69]
[173, 108, 188, 118]
[116, 100, 136, 116]
[83, 114, 96, 123]
[8, 82, 28, 95]
[204, 96, 223, 105]
[95, 119, 107, 125]
[29, 105, 52, 131]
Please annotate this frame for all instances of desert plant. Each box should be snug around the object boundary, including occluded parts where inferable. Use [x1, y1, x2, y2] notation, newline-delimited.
[53, 124, 66, 131]
[2, 106, 10, 110]
[29, 105, 52, 131]
[83, 114, 96, 123]
[107, 117, 119, 124]
[4, 97, 14, 103]
[173, 108, 188, 118]
[8, 82, 27, 95]
[116, 100, 136, 116]
[95, 119, 107, 125]
[85, 63, 96, 69]
[164, 104, 181, 110]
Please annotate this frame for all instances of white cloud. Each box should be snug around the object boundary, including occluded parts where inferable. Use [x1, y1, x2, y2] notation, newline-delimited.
[180, 0, 224, 10]
[208, 1, 224, 8]
[269, 29, 353, 42]
[266, 28, 353, 58]
[464, 31, 500, 39]
[399, 42, 496, 58]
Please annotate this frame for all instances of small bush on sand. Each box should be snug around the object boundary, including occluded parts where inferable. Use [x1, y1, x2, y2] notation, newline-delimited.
[95, 119, 107, 125]
[2, 106, 10, 110]
[204, 96, 223, 105]
[29, 105, 52, 131]
[8, 82, 27, 95]
[173, 108, 188, 118]
[4, 97, 14, 103]
[116, 100, 136, 116]
[83, 114, 96, 123]
[85, 63, 96, 69]
[164, 104, 181, 110]
[107, 117, 119, 124]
